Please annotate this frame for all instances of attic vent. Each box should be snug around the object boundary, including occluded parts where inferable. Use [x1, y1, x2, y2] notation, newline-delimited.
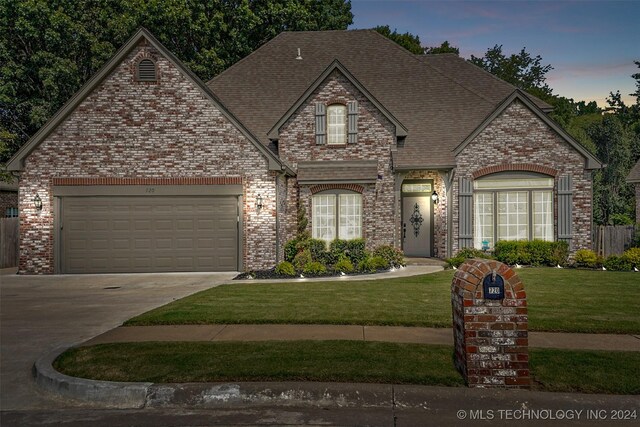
[137, 59, 157, 82]
[296, 48, 302, 60]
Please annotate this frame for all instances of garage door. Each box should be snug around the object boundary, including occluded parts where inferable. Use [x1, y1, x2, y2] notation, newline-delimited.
[61, 196, 238, 273]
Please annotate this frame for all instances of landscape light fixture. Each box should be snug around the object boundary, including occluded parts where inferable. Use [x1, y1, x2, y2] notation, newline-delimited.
[33, 194, 43, 211]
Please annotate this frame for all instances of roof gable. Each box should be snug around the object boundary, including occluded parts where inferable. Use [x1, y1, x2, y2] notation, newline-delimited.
[208, 30, 501, 169]
[7, 28, 289, 173]
[454, 90, 602, 170]
[267, 59, 407, 139]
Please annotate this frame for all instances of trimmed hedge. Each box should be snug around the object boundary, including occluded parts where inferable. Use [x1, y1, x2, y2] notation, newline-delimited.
[494, 240, 568, 267]
[373, 245, 405, 268]
[274, 261, 296, 276]
[445, 248, 492, 269]
[574, 249, 599, 268]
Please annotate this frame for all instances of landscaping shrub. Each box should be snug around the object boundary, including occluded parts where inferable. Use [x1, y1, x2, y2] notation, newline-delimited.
[574, 249, 599, 268]
[284, 238, 300, 263]
[549, 241, 569, 266]
[494, 241, 530, 265]
[373, 245, 405, 268]
[308, 238, 328, 263]
[357, 256, 377, 273]
[346, 238, 368, 265]
[293, 249, 312, 272]
[302, 261, 327, 275]
[333, 255, 354, 273]
[622, 247, 640, 268]
[445, 247, 492, 268]
[274, 261, 296, 276]
[329, 239, 369, 266]
[493, 240, 567, 266]
[603, 255, 633, 271]
[370, 255, 390, 270]
[528, 240, 550, 266]
[329, 239, 349, 263]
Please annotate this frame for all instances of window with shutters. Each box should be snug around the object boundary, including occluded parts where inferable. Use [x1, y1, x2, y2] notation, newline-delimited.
[472, 173, 554, 250]
[327, 104, 347, 145]
[312, 191, 362, 242]
[136, 58, 157, 82]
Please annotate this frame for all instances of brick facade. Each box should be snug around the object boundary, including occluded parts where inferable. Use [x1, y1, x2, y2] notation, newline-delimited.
[454, 99, 593, 255]
[452, 258, 529, 388]
[17, 41, 277, 274]
[14, 34, 597, 274]
[278, 71, 397, 251]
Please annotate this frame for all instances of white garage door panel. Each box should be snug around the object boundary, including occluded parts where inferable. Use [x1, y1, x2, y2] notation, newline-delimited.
[61, 196, 238, 273]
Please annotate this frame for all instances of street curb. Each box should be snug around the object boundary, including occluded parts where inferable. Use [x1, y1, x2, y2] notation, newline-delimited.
[33, 347, 640, 411]
[33, 347, 152, 409]
[33, 347, 397, 409]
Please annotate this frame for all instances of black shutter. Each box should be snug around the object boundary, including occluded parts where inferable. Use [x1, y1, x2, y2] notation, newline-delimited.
[459, 177, 473, 249]
[347, 100, 358, 144]
[315, 103, 326, 145]
[557, 175, 573, 246]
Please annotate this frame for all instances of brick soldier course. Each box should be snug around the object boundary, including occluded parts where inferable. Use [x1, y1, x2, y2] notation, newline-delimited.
[452, 258, 529, 388]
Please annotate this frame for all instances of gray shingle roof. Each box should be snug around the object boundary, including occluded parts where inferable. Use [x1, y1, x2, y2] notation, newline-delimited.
[628, 159, 640, 183]
[208, 30, 552, 169]
[297, 161, 378, 184]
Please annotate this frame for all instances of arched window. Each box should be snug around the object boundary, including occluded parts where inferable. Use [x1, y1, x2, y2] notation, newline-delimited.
[136, 59, 157, 82]
[312, 190, 362, 242]
[327, 104, 347, 145]
[473, 172, 554, 250]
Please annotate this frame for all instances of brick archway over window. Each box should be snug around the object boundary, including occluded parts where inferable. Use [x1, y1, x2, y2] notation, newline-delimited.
[309, 183, 364, 194]
[472, 163, 558, 179]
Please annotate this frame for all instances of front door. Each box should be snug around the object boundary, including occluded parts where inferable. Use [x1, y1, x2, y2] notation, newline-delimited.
[402, 181, 433, 257]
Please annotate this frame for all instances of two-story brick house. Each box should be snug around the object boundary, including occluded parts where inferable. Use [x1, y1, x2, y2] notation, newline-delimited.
[7, 28, 601, 274]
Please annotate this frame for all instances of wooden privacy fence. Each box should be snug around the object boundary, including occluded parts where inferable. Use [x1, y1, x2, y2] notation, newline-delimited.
[0, 217, 19, 268]
[593, 225, 637, 257]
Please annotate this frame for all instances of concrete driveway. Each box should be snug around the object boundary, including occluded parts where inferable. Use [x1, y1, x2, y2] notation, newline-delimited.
[0, 268, 235, 410]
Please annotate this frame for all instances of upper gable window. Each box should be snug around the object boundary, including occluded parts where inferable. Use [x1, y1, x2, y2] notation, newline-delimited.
[136, 59, 157, 82]
[327, 104, 347, 145]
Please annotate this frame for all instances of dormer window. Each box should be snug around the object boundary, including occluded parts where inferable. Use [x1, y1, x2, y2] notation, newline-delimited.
[315, 100, 357, 145]
[136, 59, 157, 82]
[327, 104, 347, 145]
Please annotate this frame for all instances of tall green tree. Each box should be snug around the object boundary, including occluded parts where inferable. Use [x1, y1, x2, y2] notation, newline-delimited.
[469, 44, 553, 98]
[425, 40, 459, 55]
[0, 0, 353, 170]
[590, 114, 635, 225]
[373, 25, 423, 54]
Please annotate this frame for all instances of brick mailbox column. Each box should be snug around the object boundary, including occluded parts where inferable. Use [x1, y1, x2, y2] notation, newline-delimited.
[451, 258, 529, 388]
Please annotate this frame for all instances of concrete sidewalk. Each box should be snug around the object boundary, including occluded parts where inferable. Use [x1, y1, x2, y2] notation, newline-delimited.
[83, 323, 640, 352]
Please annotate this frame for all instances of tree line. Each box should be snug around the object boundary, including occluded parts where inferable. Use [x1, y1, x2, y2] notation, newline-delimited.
[2, 1, 638, 224]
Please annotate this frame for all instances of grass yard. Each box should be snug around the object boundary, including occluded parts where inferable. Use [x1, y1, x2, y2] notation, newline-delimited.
[126, 268, 640, 334]
[55, 342, 640, 395]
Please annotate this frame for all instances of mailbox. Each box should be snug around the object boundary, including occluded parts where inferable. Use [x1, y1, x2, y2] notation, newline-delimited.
[482, 271, 504, 300]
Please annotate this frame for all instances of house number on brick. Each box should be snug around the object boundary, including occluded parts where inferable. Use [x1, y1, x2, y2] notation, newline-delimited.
[146, 187, 155, 193]
[483, 271, 504, 300]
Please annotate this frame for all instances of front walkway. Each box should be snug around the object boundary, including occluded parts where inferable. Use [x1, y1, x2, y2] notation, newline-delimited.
[83, 323, 640, 352]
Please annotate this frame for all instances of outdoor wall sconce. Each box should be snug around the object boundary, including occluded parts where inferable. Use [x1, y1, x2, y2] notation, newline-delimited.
[256, 194, 263, 212]
[431, 190, 439, 205]
[33, 194, 43, 211]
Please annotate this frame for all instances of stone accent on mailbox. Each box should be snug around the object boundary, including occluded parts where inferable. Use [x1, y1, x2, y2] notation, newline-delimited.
[451, 258, 529, 388]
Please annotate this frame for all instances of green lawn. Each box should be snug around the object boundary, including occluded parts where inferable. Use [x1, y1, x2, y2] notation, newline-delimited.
[55, 342, 640, 395]
[126, 268, 640, 334]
